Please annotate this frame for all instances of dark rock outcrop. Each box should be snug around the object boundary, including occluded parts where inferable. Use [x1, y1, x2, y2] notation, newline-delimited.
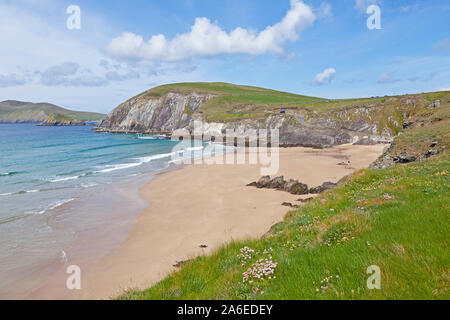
[371, 142, 446, 169]
[393, 151, 417, 164]
[248, 176, 341, 195]
[256, 176, 272, 188]
[270, 176, 286, 189]
[309, 181, 338, 194]
[248, 176, 309, 195]
[283, 179, 309, 195]
[282, 202, 299, 208]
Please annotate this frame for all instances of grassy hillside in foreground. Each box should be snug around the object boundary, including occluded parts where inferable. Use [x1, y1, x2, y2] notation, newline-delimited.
[0, 100, 104, 123]
[121, 153, 449, 300]
[119, 98, 450, 300]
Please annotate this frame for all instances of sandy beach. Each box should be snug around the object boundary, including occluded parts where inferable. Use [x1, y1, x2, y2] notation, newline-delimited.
[27, 144, 385, 299]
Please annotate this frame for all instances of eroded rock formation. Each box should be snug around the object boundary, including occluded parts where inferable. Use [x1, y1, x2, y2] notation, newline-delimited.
[95, 90, 403, 148]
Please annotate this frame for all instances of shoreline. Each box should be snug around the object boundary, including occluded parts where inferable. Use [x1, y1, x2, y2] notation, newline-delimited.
[25, 144, 386, 299]
[16, 173, 152, 300]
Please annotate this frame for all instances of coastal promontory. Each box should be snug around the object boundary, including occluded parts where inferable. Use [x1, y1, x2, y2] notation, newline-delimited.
[0, 100, 104, 124]
[96, 82, 447, 149]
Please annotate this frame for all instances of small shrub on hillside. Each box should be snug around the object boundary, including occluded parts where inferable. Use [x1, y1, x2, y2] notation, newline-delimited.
[322, 223, 356, 247]
[237, 246, 277, 294]
[316, 274, 340, 294]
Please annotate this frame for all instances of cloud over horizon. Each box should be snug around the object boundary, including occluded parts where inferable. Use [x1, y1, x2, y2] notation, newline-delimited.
[107, 0, 316, 62]
[0, 73, 29, 88]
[313, 67, 336, 85]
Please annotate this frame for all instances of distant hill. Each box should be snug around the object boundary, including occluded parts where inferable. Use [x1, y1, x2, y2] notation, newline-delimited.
[0, 100, 105, 123]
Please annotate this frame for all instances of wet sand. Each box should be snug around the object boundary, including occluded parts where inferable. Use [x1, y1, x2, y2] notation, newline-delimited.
[27, 144, 385, 299]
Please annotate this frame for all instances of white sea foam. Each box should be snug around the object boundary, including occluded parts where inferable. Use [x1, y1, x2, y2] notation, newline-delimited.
[135, 152, 176, 163]
[94, 162, 142, 173]
[0, 189, 40, 197]
[137, 135, 168, 140]
[0, 172, 18, 177]
[49, 175, 80, 183]
[97, 151, 184, 174]
[40, 199, 75, 214]
[25, 198, 75, 216]
[80, 182, 98, 188]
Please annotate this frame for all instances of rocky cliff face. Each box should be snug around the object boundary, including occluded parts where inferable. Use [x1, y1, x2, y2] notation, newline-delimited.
[97, 92, 216, 133]
[178, 116, 355, 148]
[96, 91, 406, 148]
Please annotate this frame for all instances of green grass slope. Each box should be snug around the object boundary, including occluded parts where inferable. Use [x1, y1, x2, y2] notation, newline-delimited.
[130, 82, 325, 122]
[122, 153, 449, 300]
[125, 83, 450, 136]
[0, 100, 104, 122]
[120, 93, 450, 300]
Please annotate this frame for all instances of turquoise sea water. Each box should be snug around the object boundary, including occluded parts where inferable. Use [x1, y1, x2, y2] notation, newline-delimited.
[0, 124, 180, 221]
[0, 123, 188, 298]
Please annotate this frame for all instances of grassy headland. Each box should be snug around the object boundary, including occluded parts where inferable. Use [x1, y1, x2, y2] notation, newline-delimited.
[0, 100, 104, 123]
[120, 92, 449, 300]
[130, 82, 324, 122]
[125, 83, 449, 142]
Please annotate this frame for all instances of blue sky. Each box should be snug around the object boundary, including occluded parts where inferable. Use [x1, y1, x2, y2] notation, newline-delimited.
[0, 0, 449, 113]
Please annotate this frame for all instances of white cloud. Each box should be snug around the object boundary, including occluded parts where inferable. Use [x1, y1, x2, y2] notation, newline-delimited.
[0, 3, 101, 72]
[354, 0, 379, 12]
[105, 71, 140, 81]
[0, 73, 29, 88]
[0, 1, 204, 112]
[313, 68, 336, 85]
[316, 2, 332, 19]
[40, 62, 80, 86]
[107, 0, 316, 62]
[439, 87, 450, 92]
